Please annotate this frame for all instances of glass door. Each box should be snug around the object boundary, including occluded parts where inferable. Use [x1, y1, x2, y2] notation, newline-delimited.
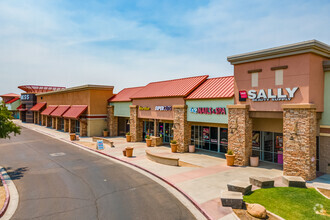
[143, 121, 154, 140]
[220, 128, 228, 153]
[210, 127, 218, 152]
[75, 120, 80, 134]
[60, 118, 64, 131]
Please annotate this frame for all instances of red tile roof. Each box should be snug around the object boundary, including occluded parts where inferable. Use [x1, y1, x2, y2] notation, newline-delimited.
[41, 105, 58, 116]
[131, 75, 209, 99]
[5, 97, 20, 104]
[62, 105, 87, 119]
[30, 102, 47, 111]
[0, 93, 20, 98]
[108, 86, 145, 102]
[186, 76, 234, 99]
[50, 105, 70, 117]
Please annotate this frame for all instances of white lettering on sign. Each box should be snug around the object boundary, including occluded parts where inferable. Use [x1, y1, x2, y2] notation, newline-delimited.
[21, 94, 30, 101]
[247, 87, 299, 102]
[155, 106, 172, 111]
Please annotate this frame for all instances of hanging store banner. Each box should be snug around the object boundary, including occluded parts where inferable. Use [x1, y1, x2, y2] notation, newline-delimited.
[239, 87, 299, 102]
[190, 107, 226, 115]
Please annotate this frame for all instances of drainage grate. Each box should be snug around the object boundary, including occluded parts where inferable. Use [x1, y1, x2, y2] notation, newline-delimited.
[49, 152, 66, 157]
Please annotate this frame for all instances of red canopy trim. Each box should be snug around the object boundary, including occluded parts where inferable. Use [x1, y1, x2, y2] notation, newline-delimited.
[41, 105, 58, 116]
[62, 105, 87, 119]
[50, 105, 71, 117]
[30, 102, 47, 111]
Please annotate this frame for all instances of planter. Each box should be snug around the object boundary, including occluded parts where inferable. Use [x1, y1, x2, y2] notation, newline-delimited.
[126, 135, 132, 142]
[189, 145, 195, 153]
[250, 156, 259, 167]
[70, 133, 76, 141]
[170, 143, 178, 153]
[126, 147, 133, 157]
[146, 139, 152, 147]
[103, 131, 109, 137]
[225, 154, 235, 166]
[123, 150, 126, 157]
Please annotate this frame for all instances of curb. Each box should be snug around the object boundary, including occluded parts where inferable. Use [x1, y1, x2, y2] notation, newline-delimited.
[0, 168, 10, 218]
[17, 123, 240, 220]
[67, 140, 213, 220]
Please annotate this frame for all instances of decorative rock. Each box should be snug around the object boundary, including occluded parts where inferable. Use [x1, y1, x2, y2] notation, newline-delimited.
[247, 203, 267, 219]
[249, 176, 274, 188]
[227, 180, 252, 195]
[282, 176, 306, 188]
[220, 191, 243, 209]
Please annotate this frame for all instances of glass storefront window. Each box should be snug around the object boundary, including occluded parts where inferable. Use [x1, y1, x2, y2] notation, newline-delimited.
[202, 127, 210, 150]
[253, 131, 283, 164]
[252, 131, 261, 158]
[220, 128, 228, 153]
[210, 127, 218, 152]
[143, 121, 154, 139]
[191, 126, 195, 146]
[75, 120, 80, 134]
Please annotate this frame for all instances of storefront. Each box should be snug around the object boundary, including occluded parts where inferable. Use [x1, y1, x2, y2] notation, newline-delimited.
[0, 93, 21, 119]
[18, 85, 65, 123]
[126, 75, 209, 151]
[227, 40, 330, 180]
[186, 76, 234, 153]
[108, 86, 144, 137]
[32, 85, 114, 136]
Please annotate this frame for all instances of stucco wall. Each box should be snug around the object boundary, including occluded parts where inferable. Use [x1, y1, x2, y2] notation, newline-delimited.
[110, 102, 131, 117]
[233, 53, 326, 112]
[87, 118, 107, 137]
[6, 99, 20, 111]
[321, 70, 330, 126]
[186, 99, 233, 124]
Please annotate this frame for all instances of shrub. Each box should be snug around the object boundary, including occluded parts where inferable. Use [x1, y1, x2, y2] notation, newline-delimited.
[227, 149, 234, 155]
[126, 132, 130, 135]
[170, 140, 177, 144]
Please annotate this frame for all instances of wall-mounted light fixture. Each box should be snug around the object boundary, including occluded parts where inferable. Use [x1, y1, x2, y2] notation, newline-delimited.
[290, 122, 299, 140]
[230, 118, 238, 134]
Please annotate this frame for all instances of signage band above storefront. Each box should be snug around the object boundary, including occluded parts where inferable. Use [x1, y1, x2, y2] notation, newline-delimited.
[190, 107, 226, 115]
[139, 106, 151, 111]
[239, 87, 299, 102]
[155, 106, 172, 111]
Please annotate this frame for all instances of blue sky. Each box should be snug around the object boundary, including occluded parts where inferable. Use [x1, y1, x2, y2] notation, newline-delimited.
[0, 0, 329, 95]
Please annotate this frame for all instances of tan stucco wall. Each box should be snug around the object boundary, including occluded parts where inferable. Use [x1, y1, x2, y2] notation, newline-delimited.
[87, 119, 107, 137]
[252, 118, 283, 133]
[233, 53, 327, 112]
[132, 97, 185, 120]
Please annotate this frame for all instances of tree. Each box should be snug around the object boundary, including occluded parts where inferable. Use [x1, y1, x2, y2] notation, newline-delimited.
[0, 102, 21, 139]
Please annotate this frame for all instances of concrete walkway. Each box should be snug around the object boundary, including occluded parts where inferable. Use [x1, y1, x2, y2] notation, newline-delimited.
[15, 121, 286, 220]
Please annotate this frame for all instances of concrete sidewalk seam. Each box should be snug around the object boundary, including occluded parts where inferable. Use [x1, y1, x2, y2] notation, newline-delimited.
[0, 167, 10, 218]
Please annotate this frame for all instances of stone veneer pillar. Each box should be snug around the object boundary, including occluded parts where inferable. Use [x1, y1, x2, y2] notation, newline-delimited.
[52, 117, 56, 129]
[107, 106, 118, 137]
[80, 119, 88, 137]
[227, 104, 252, 166]
[173, 105, 189, 152]
[33, 112, 37, 124]
[69, 119, 76, 133]
[282, 104, 317, 180]
[129, 105, 143, 142]
[64, 119, 69, 132]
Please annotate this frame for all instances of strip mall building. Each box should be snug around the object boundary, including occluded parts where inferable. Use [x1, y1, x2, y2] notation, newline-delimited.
[17, 40, 329, 179]
[227, 40, 330, 180]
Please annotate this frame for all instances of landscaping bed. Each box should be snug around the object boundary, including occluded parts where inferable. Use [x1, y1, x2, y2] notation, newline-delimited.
[244, 187, 330, 220]
[0, 180, 5, 213]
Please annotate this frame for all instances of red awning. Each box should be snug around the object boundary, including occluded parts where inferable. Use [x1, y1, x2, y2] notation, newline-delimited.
[50, 105, 70, 117]
[30, 102, 47, 111]
[5, 97, 20, 104]
[41, 105, 58, 116]
[62, 105, 87, 119]
[17, 104, 22, 110]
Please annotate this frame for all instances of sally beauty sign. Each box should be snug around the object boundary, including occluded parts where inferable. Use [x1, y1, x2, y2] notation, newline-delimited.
[240, 87, 299, 102]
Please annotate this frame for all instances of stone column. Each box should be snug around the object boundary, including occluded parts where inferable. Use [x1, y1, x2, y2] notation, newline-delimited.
[80, 119, 88, 137]
[52, 117, 56, 129]
[227, 104, 252, 166]
[69, 119, 76, 133]
[64, 119, 69, 132]
[173, 105, 189, 153]
[130, 105, 143, 142]
[56, 118, 61, 130]
[107, 106, 118, 137]
[282, 104, 317, 180]
[33, 112, 37, 124]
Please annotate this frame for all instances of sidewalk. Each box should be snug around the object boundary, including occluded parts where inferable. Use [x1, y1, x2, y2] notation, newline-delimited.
[15, 121, 285, 220]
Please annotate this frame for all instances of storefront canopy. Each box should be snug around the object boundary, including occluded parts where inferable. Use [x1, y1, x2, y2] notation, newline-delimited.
[5, 97, 20, 104]
[30, 102, 47, 111]
[50, 105, 71, 117]
[41, 105, 58, 116]
[62, 105, 87, 119]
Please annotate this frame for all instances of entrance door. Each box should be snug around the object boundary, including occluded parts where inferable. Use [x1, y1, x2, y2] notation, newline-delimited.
[158, 122, 173, 143]
[60, 118, 64, 131]
[75, 120, 80, 134]
[143, 121, 154, 140]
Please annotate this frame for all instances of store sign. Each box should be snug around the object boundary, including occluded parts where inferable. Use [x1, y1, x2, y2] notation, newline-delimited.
[155, 106, 172, 111]
[21, 94, 31, 101]
[97, 140, 104, 150]
[190, 107, 226, 115]
[139, 106, 151, 111]
[239, 87, 299, 102]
